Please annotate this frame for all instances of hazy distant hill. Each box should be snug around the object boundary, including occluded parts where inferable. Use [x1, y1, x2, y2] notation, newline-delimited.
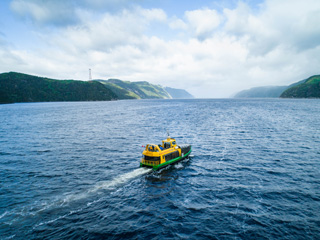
[280, 75, 320, 98]
[0, 72, 117, 103]
[234, 86, 288, 98]
[164, 87, 194, 99]
[233, 77, 312, 98]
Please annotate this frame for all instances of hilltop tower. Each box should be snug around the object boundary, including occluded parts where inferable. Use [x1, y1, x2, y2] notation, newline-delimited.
[89, 68, 92, 80]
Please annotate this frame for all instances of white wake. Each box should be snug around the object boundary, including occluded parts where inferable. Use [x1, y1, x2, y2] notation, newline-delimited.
[33, 167, 151, 228]
[60, 167, 152, 205]
[90, 167, 152, 193]
[1, 167, 153, 221]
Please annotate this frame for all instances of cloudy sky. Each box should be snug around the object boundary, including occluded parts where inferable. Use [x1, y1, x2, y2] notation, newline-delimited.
[1, 0, 320, 97]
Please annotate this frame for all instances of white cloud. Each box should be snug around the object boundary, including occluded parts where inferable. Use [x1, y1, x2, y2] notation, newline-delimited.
[9, 0, 145, 27]
[81, 0, 141, 11]
[2, 0, 320, 98]
[185, 8, 221, 39]
[169, 17, 188, 30]
[224, 0, 320, 55]
[41, 7, 166, 56]
[266, 0, 320, 51]
[10, 0, 80, 26]
[170, 8, 222, 39]
[0, 37, 25, 70]
[138, 8, 167, 22]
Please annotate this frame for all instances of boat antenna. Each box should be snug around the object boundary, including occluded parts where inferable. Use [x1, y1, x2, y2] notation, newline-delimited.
[166, 129, 170, 139]
[89, 68, 92, 80]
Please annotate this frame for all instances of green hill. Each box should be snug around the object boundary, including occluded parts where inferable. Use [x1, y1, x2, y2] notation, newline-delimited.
[0, 72, 194, 103]
[96, 79, 139, 99]
[0, 72, 117, 103]
[96, 79, 172, 99]
[280, 75, 320, 98]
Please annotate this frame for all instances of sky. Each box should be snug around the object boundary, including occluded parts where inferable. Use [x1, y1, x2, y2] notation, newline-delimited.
[1, 0, 320, 98]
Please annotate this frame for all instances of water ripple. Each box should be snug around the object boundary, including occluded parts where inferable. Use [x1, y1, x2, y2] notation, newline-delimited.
[1, 99, 320, 239]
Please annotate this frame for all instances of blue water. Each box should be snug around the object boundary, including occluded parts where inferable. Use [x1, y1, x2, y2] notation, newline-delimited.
[1, 99, 320, 239]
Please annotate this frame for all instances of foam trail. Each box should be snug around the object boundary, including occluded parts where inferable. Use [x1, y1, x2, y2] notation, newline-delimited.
[35, 168, 152, 212]
[90, 167, 152, 193]
[2, 168, 153, 222]
[62, 168, 152, 204]
[0, 211, 8, 220]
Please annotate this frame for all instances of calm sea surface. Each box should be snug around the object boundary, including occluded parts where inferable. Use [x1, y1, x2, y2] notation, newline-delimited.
[1, 99, 320, 239]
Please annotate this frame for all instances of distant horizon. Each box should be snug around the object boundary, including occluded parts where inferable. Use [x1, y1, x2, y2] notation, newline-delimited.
[1, 0, 320, 97]
[1, 70, 317, 99]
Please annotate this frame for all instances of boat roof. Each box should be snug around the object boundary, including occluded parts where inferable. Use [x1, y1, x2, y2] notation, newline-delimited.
[162, 137, 176, 142]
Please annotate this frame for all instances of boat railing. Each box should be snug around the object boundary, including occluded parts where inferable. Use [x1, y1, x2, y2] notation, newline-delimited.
[141, 160, 160, 166]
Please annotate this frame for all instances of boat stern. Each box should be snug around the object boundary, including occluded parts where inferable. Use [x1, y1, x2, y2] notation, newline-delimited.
[140, 144, 163, 168]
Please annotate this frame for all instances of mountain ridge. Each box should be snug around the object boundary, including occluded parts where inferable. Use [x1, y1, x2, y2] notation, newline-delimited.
[280, 75, 320, 98]
[234, 75, 319, 98]
[0, 72, 193, 103]
[234, 85, 288, 98]
[0, 72, 118, 103]
[96, 79, 172, 99]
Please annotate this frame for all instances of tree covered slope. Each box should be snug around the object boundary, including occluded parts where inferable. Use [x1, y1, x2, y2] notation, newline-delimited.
[96, 79, 172, 99]
[0, 72, 194, 103]
[233, 75, 318, 99]
[280, 75, 320, 98]
[0, 72, 118, 103]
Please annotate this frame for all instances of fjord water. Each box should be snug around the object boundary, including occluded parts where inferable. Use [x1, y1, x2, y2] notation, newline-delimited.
[1, 99, 320, 239]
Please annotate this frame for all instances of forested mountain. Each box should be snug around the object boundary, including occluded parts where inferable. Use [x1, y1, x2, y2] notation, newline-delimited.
[234, 75, 319, 98]
[0, 72, 194, 103]
[0, 72, 117, 103]
[96, 79, 171, 99]
[280, 75, 320, 98]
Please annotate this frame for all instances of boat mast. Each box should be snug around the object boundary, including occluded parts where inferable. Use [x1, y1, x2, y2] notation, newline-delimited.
[89, 68, 92, 80]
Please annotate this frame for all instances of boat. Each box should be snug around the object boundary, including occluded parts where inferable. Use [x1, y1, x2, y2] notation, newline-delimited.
[140, 133, 192, 170]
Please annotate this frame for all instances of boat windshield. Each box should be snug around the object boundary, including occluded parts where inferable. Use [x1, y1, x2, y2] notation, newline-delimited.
[163, 142, 171, 149]
[147, 145, 159, 152]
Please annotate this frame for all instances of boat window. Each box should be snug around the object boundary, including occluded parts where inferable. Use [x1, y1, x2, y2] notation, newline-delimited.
[172, 141, 176, 145]
[165, 151, 179, 161]
[144, 156, 160, 161]
[164, 142, 171, 149]
[148, 145, 158, 152]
